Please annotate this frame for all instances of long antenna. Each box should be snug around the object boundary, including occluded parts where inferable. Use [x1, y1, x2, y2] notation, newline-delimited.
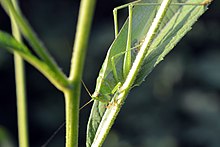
[41, 122, 65, 147]
[41, 80, 94, 147]
[80, 99, 94, 110]
[81, 80, 93, 97]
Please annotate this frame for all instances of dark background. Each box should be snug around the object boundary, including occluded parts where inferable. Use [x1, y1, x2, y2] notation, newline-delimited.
[0, 0, 220, 147]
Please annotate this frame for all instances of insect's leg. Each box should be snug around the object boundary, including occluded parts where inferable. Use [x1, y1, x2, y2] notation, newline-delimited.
[111, 41, 142, 82]
[112, 4, 135, 81]
[113, 0, 141, 38]
[132, 1, 211, 6]
[123, 4, 132, 80]
[105, 82, 122, 109]
[111, 82, 121, 95]
[111, 51, 124, 82]
[170, 0, 213, 6]
[113, 8, 118, 38]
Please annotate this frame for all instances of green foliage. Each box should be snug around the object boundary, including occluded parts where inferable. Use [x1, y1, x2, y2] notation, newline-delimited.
[0, 31, 30, 54]
[87, 0, 211, 146]
[0, 0, 96, 146]
[0, 0, 214, 146]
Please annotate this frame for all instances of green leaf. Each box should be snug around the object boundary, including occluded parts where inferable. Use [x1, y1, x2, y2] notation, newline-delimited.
[134, 0, 209, 86]
[87, 0, 211, 146]
[0, 31, 30, 54]
[1, 0, 52, 62]
[0, 31, 69, 90]
[1, 0, 68, 90]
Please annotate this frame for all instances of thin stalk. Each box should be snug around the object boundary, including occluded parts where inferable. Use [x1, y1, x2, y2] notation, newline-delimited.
[14, 54, 29, 147]
[65, 0, 96, 146]
[10, 0, 29, 147]
[64, 90, 79, 147]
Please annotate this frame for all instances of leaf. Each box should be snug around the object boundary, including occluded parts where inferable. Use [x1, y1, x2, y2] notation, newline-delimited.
[87, 0, 211, 146]
[0, 31, 30, 54]
[0, 31, 69, 90]
[1, 0, 51, 62]
[1, 0, 67, 86]
[133, 0, 209, 86]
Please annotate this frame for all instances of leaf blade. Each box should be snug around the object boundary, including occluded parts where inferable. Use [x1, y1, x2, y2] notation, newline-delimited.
[87, 0, 211, 146]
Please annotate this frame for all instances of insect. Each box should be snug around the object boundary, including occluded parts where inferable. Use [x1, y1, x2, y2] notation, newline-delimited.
[42, 0, 212, 146]
[90, 0, 212, 105]
[88, 0, 212, 145]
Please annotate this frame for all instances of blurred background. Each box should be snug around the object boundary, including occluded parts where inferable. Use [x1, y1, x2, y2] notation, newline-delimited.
[0, 0, 220, 146]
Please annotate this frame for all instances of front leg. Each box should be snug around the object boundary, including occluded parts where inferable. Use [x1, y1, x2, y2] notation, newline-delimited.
[106, 82, 122, 109]
[113, 0, 141, 38]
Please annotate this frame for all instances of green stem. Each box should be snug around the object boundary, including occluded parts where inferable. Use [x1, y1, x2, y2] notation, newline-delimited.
[10, 0, 29, 147]
[65, 0, 96, 146]
[64, 89, 79, 147]
[69, 0, 96, 80]
[14, 55, 29, 147]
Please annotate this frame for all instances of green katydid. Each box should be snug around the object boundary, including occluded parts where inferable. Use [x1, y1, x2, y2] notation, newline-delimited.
[87, 0, 212, 146]
[41, 0, 212, 146]
[90, 0, 212, 104]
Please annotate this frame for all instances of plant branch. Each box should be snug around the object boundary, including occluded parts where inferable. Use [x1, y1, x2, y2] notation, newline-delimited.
[64, 0, 96, 146]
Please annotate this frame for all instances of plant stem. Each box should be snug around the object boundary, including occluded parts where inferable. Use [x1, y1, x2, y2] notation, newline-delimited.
[10, 0, 29, 147]
[64, 90, 78, 147]
[14, 55, 29, 147]
[65, 0, 96, 146]
[69, 0, 96, 80]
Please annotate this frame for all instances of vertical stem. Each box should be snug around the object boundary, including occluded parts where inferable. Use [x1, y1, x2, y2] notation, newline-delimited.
[10, 0, 29, 147]
[65, 0, 96, 146]
[64, 90, 79, 147]
[69, 0, 96, 80]
[14, 54, 29, 147]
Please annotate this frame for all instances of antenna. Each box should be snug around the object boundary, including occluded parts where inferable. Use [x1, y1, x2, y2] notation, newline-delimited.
[41, 80, 94, 147]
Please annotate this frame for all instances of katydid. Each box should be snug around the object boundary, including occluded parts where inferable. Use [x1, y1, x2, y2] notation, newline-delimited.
[90, 0, 212, 104]
[87, 0, 212, 146]
[41, 0, 212, 146]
